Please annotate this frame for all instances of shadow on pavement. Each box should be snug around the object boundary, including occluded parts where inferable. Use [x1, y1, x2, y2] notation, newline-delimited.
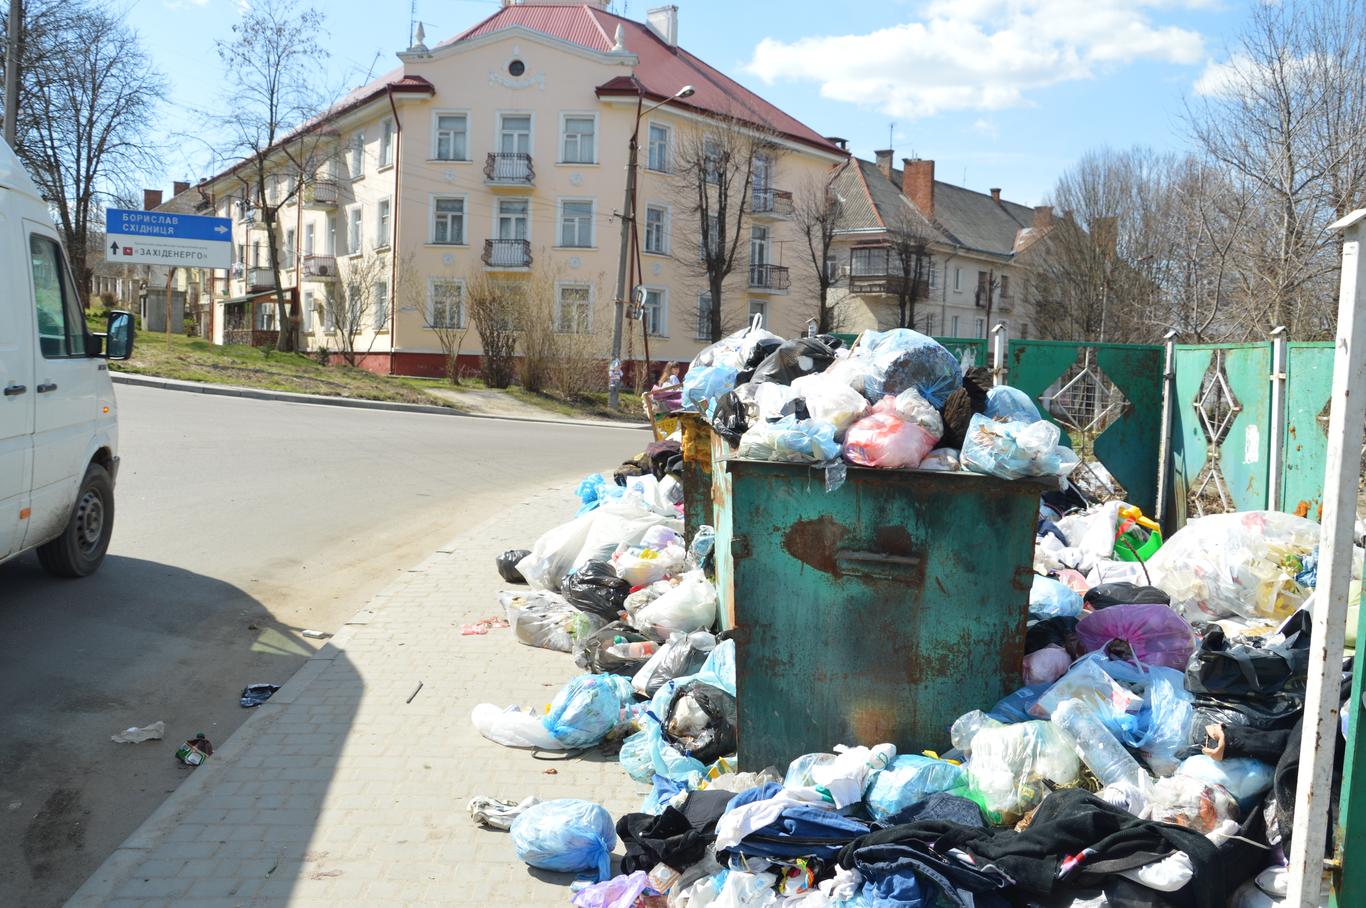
[0, 553, 354, 908]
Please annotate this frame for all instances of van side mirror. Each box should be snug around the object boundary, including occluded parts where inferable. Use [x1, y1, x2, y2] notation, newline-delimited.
[105, 310, 134, 360]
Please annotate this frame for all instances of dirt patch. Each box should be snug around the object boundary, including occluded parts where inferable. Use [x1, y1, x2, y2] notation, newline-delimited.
[23, 788, 88, 880]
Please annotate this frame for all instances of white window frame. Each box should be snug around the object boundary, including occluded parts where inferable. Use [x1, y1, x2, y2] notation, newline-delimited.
[431, 194, 468, 245]
[559, 111, 598, 165]
[378, 118, 395, 169]
[643, 204, 669, 255]
[975, 317, 985, 338]
[301, 289, 315, 334]
[696, 292, 714, 340]
[432, 110, 470, 162]
[346, 205, 363, 256]
[303, 223, 316, 257]
[283, 227, 296, 269]
[323, 291, 337, 334]
[557, 198, 594, 248]
[350, 132, 365, 179]
[646, 120, 670, 173]
[373, 280, 389, 330]
[494, 197, 532, 243]
[928, 260, 938, 289]
[326, 214, 338, 255]
[495, 111, 534, 155]
[641, 286, 668, 337]
[748, 299, 767, 321]
[374, 197, 392, 251]
[953, 267, 962, 292]
[951, 315, 960, 336]
[555, 281, 593, 334]
[428, 277, 466, 329]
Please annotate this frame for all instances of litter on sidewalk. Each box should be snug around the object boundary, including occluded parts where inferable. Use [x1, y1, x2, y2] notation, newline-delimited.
[471, 324, 1352, 907]
[239, 683, 281, 708]
[110, 721, 165, 744]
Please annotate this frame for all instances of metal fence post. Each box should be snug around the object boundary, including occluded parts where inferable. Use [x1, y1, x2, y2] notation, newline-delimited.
[1154, 330, 1177, 527]
[990, 322, 1008, 387]
[1268, 326, 1288, 512]
[1286, 209, 1366, 908]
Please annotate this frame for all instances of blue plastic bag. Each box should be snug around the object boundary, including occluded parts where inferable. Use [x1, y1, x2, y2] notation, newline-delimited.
[510, 798, 617, 881]
[639, 641, 737, 781]
[736, 415, 839, 464]
[985, 386, 1041, 423]
[1029, 575, 1083, 620]
[986, 684, 1049, 723]
[682, 364, 738, 419]
[542, 673, 635, 748]
[961, 414, 1080, 480]
[857, 329, 962, 408]
[618, 729, 655, 783]
[1177, 754, 1274, 807]
[574, 473, 624, 515]
[863, 755, 965, 821]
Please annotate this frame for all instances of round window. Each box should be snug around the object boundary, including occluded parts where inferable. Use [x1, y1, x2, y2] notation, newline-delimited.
[508, 59, 525, 77]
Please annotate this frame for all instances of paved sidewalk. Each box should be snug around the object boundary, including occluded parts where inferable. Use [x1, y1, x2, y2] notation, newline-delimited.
[68, 484, 650, 907]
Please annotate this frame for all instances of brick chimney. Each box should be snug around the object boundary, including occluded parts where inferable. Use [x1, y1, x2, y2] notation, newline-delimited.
[1033, 205, 1055, 229]
[990, 187, 1002, 205]
[902, 159, 934, 222]
[825, 136, 848, 151]
[873, 149, 894, 182]
[173, 180, 190, 197]
[143, 189, 163, 211]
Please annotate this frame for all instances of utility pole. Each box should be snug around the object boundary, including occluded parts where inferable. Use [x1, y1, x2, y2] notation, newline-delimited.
[3, 0, 21, 147]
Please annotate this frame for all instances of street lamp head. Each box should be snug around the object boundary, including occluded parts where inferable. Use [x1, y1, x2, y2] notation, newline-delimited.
[675, 85, 695, 99]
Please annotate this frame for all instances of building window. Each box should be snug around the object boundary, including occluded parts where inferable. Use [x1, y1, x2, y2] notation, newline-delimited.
[379, 119, 394, 168]
[375, 199, 391, 249]
[556, 284, 591, 333]
[326, 214, 337, 254]
[703, 137, 722, 184]
[429, 279, 464, 328]
[642, 287, 666, 336]
[748, 299, 767, 324]
[559, 200, 593, 247]
[435, 114, 468, 161]
[508, 59, 525, 77]
[647, 122, 669, 172]
[304, 223, 315, 256]
[999, 274, 1011, 299]
[824, 254, 839, 283]
[373, 281, 388, 329]
[696, 292, 714, 340]
[347, 207, 362, 254]
[561, 115, 596, 164]
[350, 132, 365, 178]
[302, 289, 314, 333]
[928, 261, 938, 289]
[1020, 322, 1029, 339]
[644, 205, 667, 254]
[284, 228, 296, 269]
[498, 198, 529, 240]
[977, 270, 990, 305]
[433, 197, 465, 244]
[924, 313, 935, 335]
[323, 292, 337, 333]
[257, 300, 276, 331]
[951, 315, 960, 336]
[499, 113, 531, 155]
[975, 317, 985, 338]
[953, 267, 961, 292]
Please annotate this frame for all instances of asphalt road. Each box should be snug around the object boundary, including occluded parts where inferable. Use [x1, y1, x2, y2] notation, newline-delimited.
[0, 386, 645, 907]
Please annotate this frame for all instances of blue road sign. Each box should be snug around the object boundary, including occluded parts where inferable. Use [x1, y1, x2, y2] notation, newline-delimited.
[105, 207, 233, 268]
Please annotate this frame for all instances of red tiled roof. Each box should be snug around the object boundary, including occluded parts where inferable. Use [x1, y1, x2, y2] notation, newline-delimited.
[452, 4, 843, 157]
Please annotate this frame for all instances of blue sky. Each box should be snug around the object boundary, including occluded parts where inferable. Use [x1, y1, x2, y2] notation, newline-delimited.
[129, 0, 1249, 205]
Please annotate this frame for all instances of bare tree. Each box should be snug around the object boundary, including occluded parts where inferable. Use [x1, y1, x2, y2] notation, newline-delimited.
[409, 258, 473, 385]
[672, 114, 777, 341]
[215, 0, 332, 352]
[322, 251, 387, 366]
[883, 209, 935, 331]
[1, 0, 163, 303]
[467, 273, 520, 388]
[792, 169, 844, 333]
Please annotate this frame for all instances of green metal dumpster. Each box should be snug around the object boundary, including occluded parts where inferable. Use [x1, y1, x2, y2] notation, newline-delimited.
[715, 459, 1043, 771]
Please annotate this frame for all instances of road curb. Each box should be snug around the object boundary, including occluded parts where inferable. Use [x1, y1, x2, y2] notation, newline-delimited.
[110, 372, 649, 431]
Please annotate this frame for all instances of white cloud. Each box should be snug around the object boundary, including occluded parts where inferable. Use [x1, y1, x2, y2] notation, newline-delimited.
[1193, 55, 1246, 96]
[745, 0, 1206, 118]
[973, 118, 999, 139]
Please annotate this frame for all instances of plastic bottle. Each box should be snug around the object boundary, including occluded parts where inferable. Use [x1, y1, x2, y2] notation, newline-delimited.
[606, 641, 658, 659]
[1052, 698, 1152, 799]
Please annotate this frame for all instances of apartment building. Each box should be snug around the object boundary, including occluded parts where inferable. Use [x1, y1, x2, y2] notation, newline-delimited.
[164, 1, 845, 376]
[828, 151, 1057, 341]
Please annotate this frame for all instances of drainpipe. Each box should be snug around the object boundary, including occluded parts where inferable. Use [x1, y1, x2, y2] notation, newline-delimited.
[387, 87, 402, 374]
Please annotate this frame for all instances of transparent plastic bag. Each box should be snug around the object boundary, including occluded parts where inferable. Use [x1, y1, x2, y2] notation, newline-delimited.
[1176, 754, 1274, 803]
[963, 720, 1079, 818]
[1053, 698, 1152, 796]
[500, 590, 595, 653]
[614, 542, 688, 587]
[842, 397, 940, 469]
[630, 571, 718, 639]
[985, 386, 1041, 423]
[619, 728, 657, 783]
[753, 381, 803, 423]
[961, 414, 1080, 481]
[950, 709, 1005, 757]
[632, 631, 718, 697]
[918, 447, 960, 472]
[735, 415, 839, 464]
[1031, 657, 1145, 730]
[891, 387, 945, 438]
[855, 328, 962, 408]
[1147, 775, 1239, 834]
[510, 798, 618, 882]
[822, 355, 881, 402]
[785, 752, 838, 788]
[517, 510, 598, 591]
[1030, 575, 1084, 620]
[1146, 511, 1321, 622]
[790, 373, 869, 434]
[862, 754, 965, 821]
[542, 673, 636, 748]
[682, 364, 739, 419]
[691, 323, 782, 372]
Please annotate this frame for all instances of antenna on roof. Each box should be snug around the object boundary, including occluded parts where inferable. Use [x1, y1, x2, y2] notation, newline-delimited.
[364, 51, 381, 83]
[888, 123, 894, 150]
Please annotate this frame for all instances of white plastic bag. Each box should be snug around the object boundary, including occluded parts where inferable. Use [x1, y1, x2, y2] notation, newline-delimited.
[891, 387, 944, 438]
[790, 373, 869, 434]
[517, 510, 597, 590]
[736, 415, 839, 464]
[614, 542, 688, 586]
[918, 447, 960, 472]
[964, 720, 1080, 819]
[471, 704, 564, 750]
[753, 382, 802, 423]
[631, 571, 718, 639]
[574, 497, 682, 572]
[632, 631, 718, 697]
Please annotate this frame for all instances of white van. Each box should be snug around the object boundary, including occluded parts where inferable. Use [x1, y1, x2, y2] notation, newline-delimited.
[0, 137, 134, 576]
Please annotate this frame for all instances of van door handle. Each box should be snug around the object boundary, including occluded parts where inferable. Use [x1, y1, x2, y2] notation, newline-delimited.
[3, 384, 25, 396]
[36, 383, 57, 393]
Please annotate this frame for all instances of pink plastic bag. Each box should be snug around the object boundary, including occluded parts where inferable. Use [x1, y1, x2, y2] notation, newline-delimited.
[1023, 644, 1072, 686]
[1076, 603, 1196, 671]
[842, 397, 939, 468]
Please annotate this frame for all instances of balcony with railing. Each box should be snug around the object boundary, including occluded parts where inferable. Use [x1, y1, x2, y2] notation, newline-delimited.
[303, 254, 338, 279]
[484, 152, 534, 186]
[847, 247, 929, 297]
[248, 267, 274, 291]
[483, 238, 532, 269]
[751, 187, 794, 218]
[748, 263, 790, 291]
[305, 179, 339, 207]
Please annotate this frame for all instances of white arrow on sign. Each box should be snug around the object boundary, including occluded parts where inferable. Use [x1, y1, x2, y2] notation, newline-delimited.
[214, 225, 229, 234]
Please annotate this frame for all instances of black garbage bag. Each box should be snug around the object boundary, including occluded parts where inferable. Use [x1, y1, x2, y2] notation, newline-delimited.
[496, 549, 531, 584]
[939, 367, 991, 450]
[816, 333, 845, 351]
[736, 337, 785, 385]
[574, 621, 654, 675]
[1185, 611, 1311, 699]
[664, 680, 736, 765]
[562, 561, 631, 621]
[750, 338, 837, 385]
[1084, 582, 1170, 610]
[1025, 615, 1081, 657]
[711, 391, 750, 444]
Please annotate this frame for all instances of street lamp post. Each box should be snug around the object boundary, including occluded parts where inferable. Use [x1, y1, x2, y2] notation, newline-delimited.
[609, 82, 694, 409]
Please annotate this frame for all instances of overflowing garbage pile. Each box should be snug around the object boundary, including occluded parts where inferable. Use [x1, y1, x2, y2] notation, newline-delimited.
[471, 326, 1356, 908]
[682, 324, 1079, 482]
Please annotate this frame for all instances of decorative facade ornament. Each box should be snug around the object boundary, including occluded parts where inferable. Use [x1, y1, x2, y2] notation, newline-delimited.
[568, 256, 582, 270]
[488, 71, 546, 90]
[569, 173, 583, 187]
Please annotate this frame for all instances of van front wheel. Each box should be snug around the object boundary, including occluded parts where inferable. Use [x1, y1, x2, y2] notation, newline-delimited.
[37, 463, 114, 578]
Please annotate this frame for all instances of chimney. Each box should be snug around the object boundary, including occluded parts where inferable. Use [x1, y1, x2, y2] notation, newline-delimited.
[873, 149, 894, 182]
[646, 5, 678, 47]
[990, 187, 1002, 205]
[143, 189, 163, 211]
[902, 158, 934, 222]
[1032, 205, 1055, 230]
[173, 181, 190, 197]
[825, 136, 849, 151]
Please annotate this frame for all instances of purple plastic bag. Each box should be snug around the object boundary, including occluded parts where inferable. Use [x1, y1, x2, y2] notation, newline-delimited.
[1076, 603, 1196, 671]
[572, 870, 654, 908]
[1023, 644, 1072, 686]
